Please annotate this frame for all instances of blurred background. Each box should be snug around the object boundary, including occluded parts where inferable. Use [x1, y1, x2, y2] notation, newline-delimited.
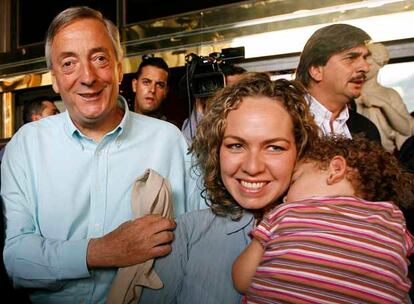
[1, 0, 414, 138]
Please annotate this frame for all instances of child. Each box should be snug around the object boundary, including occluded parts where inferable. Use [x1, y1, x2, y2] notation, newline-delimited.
[232, 135, 414, 304]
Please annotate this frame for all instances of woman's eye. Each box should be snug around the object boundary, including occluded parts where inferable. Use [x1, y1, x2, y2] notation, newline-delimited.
[227, 143, 242, 150]
[268, 145, 284, 152]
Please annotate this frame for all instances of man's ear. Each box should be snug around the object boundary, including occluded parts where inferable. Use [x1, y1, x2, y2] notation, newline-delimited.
[117, 62, 123, 84]
[309, 65, 323, 82]
[131, 78, 137, 93]
[327, 155, 347, 185]
[51, 71, 59, 93]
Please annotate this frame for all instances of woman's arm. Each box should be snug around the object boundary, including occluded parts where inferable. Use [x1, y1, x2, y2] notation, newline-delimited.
[232, 238, 264, 293]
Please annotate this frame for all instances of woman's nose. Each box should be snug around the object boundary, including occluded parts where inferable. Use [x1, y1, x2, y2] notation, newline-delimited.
[241, 151, 265, 175]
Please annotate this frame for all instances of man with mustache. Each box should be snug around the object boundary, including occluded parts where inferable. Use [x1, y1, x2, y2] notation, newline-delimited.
[296, 24, 381, 142]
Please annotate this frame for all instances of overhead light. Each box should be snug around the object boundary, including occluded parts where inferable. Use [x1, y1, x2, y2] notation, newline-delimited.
[231, 10, 414, 59]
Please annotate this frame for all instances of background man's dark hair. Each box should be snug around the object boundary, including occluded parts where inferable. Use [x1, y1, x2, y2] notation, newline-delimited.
[23, 96, 55, 124]
[296, 24, 371, 87]
[136, 57, 170, 82]
[221, 64, 246, 77]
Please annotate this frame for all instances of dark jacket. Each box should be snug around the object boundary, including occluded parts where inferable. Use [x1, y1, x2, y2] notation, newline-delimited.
[346, 109, 381, 143]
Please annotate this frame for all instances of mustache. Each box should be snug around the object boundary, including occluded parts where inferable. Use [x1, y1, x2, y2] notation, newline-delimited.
[350, 74, 366, 82]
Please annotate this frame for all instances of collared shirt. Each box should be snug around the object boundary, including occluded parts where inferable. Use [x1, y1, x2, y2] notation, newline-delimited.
[181, 109, 204, 146]
[1, 96, 203, 304]
[140, 208, 255, 304]
[306, 94, 352, 138]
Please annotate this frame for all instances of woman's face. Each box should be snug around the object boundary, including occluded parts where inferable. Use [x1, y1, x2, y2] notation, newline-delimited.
[219, 96, 297, 210]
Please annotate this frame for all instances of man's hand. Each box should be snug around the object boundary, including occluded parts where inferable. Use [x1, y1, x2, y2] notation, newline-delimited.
[86, 214, 176, 268]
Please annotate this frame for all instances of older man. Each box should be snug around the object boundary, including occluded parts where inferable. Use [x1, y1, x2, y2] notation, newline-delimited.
[1, 6, 201, 304]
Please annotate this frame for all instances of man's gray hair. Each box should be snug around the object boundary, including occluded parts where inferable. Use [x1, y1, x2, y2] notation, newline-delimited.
[45, 6, 123, 69]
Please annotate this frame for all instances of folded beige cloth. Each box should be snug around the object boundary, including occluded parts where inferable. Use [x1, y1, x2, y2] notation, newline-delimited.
[106, 169, 173, 304]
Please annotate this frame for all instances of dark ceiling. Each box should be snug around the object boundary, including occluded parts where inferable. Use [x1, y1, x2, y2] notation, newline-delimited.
[18, 0, 244, 46]
[125, 0, 243, 24]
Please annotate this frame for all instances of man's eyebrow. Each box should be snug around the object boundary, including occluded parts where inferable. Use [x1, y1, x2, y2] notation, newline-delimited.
[90, 47, 110, 54]
[57, 51, 77, 61]
[344, 51, 361, 58]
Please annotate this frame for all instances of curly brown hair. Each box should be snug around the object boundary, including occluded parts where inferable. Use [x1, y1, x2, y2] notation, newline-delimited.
[301, 135, 414, 208]
[190, 72, 319, 220]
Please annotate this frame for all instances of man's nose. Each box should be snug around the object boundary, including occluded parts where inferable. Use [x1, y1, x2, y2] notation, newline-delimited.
[358, 57, 370, 74]
[148, 82, 156, 93]
[80, 62, 97, 86]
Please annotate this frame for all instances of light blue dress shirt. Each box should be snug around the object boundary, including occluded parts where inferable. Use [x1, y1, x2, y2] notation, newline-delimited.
[1, 97, 203, 304]
[140, 208, 254, 304]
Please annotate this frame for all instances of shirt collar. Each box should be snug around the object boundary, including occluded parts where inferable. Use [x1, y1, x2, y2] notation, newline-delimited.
[306, 94, 350, 135]
[224, 210, 255, 235]
[63, 95, 129, 148]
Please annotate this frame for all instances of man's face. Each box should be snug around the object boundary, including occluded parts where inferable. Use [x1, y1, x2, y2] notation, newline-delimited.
[312, 45, 370, 105]
[132, 65, 168, 114]
[30, 101, 60, 122]
[40, 101, 60, 118]
[49, 18, 123, 130]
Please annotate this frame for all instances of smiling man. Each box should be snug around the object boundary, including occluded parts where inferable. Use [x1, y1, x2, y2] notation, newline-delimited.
[296, 23, 381, 142]
[1, 6, 201, 304]
[132, 57, 170, 121]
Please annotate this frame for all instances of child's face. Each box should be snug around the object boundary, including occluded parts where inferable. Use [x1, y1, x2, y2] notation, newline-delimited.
[219, 96, 297, 210]
[284, 160, 330, 203]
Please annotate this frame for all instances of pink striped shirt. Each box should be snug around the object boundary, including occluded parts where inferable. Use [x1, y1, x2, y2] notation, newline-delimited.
[247, 196, 413, 304]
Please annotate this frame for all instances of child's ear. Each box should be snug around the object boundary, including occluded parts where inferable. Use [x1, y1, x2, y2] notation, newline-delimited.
[327, 156, 347, 185]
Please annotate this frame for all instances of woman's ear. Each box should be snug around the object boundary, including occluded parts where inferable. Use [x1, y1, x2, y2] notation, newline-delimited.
[327, 156, 347, 185]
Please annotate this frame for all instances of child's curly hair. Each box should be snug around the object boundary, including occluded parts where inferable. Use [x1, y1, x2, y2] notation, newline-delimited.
[301, 135, 414, 208]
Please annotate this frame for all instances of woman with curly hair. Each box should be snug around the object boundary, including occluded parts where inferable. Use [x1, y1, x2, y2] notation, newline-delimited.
[140, 72, 319, 303]
[233, 135, 414, 304]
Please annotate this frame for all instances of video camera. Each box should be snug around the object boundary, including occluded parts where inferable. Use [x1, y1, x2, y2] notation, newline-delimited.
[185, 47, 245, 98]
